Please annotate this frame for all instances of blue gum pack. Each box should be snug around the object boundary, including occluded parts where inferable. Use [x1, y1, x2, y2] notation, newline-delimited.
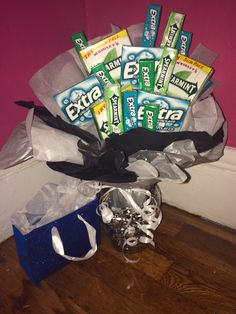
[122, 90, 138, 132]
[176, 31, 192, 56]
[137, 91, 190, 132]
[54, 75, 104, 126]
[120, 46, 163, 90]
[142, 4, 162, 47]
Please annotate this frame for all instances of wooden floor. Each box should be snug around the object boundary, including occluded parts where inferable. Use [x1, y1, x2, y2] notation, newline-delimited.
[1, 203, 236, 314]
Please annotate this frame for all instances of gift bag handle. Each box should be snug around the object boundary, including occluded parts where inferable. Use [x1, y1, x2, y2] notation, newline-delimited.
[51, 214, 97, 261]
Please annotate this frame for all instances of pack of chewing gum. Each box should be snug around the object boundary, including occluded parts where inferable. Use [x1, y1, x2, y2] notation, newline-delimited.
[167, 54, 213, 103]
[79, 29, 131, 81]
[65, 4, 216, 140]
[139, 59, 155, 93]
[71, 32, 88, 55]
[121, 46, 163, 89]
[155, 47, 178, 95]
[142, 4, 162, 47]
[176, 30, 192, 56]
[138, 91, 190, 132]
[91, 62, 115, 86]
[105, 83, 124, 134]
[161, 12, 185, 48]
[90, 84, 133, 138]
[122, 90, 138, 132]
[90, 100, 110, 140]
[53, 75, 104, 126]
[142, 103, 159, 132]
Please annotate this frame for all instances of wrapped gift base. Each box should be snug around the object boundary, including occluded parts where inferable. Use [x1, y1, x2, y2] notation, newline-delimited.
[99, 184, 162, 253]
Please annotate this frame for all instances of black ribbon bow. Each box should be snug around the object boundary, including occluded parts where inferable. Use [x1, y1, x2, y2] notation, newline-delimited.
[15, 100, 224, 183]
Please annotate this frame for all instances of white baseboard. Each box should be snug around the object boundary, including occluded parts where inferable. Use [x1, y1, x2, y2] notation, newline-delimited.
[159, 146, 236, 229]
[0, 159, 65, 243]
[1, 147, 235, 244]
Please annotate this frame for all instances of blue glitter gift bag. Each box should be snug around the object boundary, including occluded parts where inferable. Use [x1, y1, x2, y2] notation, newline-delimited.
[12, 197, 100, 284]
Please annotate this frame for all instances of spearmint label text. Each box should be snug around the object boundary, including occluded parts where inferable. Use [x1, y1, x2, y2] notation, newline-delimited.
[169, 74, 198, 96]
[111, 94, 120, 126]
[105, 57, 122, 72]
[156, 55, 172, 89]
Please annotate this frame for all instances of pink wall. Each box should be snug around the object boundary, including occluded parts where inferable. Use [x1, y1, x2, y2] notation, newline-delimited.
[86, 0, 236, 147]
[1, 0, 236, 149]
[0, 0, 87, 149]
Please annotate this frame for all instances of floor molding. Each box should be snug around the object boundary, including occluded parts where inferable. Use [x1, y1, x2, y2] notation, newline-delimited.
[159, 146, 236, 229]
[1, 146, 235, 243]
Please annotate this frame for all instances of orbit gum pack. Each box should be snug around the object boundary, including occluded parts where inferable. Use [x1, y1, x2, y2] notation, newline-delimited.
[138, 91, 190, 131]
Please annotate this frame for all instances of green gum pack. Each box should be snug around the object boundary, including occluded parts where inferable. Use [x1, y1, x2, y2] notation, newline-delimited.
[160, 12, 185, 48]
[142, 103, 159, 131]
[105, 84, 124, 134]
[71, 32, 88, 55]
[155, 47, 178, 95]
[91, 62, 115, 86]
[90, 100, 110, 140]
[139, 59, 155, 93]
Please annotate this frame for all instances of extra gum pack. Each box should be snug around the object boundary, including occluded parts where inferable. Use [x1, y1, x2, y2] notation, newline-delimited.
[138, 91, 190, 132]
[56, 3, 217, 138]
[120, 46, 163, 89]
[53, 75, 104, 126]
